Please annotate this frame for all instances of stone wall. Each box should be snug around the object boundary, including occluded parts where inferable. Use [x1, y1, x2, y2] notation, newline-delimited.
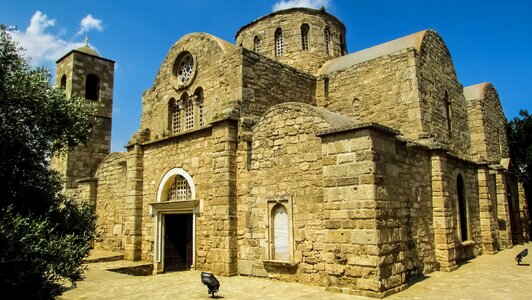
[382, 140, 436, 278]
[236, 103, 331, 280]
[319, 49, 423, 141]
[236, 8, 346, 74]
[93, 152, 128, 252]
[465, 83, 510, 163]
[417, 31, 470, 156]
[241, 48, 316, 122]
[446, 157, 482, 261]
[139, 33, 242, 138]
[476, 164, 500, 254]
[138, 128, 214, 262]
[53, 50, 114, 189]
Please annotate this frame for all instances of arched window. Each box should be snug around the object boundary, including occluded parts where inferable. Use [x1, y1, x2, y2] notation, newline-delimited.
[168, 98, 180, 134]
[445, 91, 452, 136]
[194, 88, 204, 127]
[301, 24, 309, 51]
[273, 204, 289, 261]
[85, 74, 100, 101]
[167, 175, 191, 201]
[324, 27, 331, 55]
[184, 97, 194, 130]
[60, 74, 67, 90]
[253, 36, 261, 52]
[352, 98, 360, 116]
[457, 174, 468, 241]
[340, 35, 347, 55]
[275, 28, 284, 56]
[156, 168, 196, 203]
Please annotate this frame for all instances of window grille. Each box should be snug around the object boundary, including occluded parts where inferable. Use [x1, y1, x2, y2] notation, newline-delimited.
[172, 102, 180, 134]
[177, 54, 194, 84]
[167, 176, 191, 201]
[254, 36, 261, 52]
[198, 98, 204, 127]
[324, 28, 331, 55]
[185, 99, 194, 130]
[275, 28, 283, 56]
[301, 24, 309, 51]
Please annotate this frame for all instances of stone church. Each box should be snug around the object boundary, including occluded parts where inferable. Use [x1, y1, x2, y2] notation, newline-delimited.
[52, 7, 529, 298]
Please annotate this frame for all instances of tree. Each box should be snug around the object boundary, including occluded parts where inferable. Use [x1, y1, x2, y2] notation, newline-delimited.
[507, 109, 532, 233]
[0, 25, 97, 299]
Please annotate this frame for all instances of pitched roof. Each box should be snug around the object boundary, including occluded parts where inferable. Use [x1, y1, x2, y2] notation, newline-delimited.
[317, 30, 431, 75]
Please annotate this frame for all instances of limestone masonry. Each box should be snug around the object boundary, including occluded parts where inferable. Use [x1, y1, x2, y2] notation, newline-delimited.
[53, 7, 529, 298]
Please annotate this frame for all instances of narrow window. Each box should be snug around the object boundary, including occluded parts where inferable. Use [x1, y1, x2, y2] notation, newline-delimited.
[445, 91, 452, 136]
[195, 88, 204, 127]
[340, 35, 347, 55]
[275, 28, 283, 56]
[253, 36, 261, 52]
[85, 74, 100, 101]
[167, 175, 191, 201]
[497, 127, 502, 155]
[301, 24, 309, 51]
[352, 98, 360, 116]
[60, 74, 67, 90]
[324, 77, 329, 97]
[169, 98, 180, 134]
[324, 27, 331, 55]
[246, 141, 252, 171]
[273, 204, 289, 261]
[185, 98, 194, 130]
[457, 174, 468, 241]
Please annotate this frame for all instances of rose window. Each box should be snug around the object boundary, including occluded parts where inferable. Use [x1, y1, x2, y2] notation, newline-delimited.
[177, 54, 194, 84]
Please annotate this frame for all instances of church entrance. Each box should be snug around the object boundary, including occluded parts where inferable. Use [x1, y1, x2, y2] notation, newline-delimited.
[164, 213, 193, 272]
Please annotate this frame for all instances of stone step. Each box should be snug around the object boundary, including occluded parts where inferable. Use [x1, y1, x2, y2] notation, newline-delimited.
[84, 254, 124, 263]
[84, 249, 125, 263]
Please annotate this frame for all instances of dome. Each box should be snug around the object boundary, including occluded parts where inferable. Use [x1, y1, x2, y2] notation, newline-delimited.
[76, 45, 100, 57]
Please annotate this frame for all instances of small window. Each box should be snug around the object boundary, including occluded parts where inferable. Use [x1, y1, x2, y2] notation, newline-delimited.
[253, 36, 261, 52]
[301, 24, 309, 51]
[166, 175, 191, 201]
[272, 204, 289, 261]
[340, 35, 347, 55]
[352, 98, 360, 116]
[324, 27, 331, 55]
[185, 98, 194, 130]
[60, 74, 67, 90]
[169, 98, 180, 134]
[457, 174, 468, 241]
[85, 74, 100, 101]
[444, 91, 452, 136]
[195, 88, 204, 127]
[275, 28, 284, 56]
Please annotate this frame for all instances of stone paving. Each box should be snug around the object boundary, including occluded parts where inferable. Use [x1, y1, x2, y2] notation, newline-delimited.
[60, 243, 532, 300]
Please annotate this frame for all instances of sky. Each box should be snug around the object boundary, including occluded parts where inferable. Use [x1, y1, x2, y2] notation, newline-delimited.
[1, 0, 531, 152]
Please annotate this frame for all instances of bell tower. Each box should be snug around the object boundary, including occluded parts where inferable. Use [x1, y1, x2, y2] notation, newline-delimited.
[52, 39, 115, 191]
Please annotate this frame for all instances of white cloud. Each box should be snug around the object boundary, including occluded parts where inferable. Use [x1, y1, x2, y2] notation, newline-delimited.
[9, 11, 103, 67]
[78, 14, 103, 35]
[10, 11, 84, 66]
[273, 0, 330, 11]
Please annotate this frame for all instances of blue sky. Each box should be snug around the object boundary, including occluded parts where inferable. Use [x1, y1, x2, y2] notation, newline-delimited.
[1, 0, 531, 152]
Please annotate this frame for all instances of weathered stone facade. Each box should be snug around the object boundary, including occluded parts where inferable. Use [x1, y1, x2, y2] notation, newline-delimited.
[58, 8, 529, 298]
[51, 45, 115, 190]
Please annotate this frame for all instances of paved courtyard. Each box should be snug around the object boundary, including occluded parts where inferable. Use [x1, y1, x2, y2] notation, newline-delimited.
[60, 243, 532, 300]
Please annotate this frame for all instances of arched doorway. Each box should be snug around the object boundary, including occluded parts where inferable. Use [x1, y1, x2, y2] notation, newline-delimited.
[150, 168, 197, 273]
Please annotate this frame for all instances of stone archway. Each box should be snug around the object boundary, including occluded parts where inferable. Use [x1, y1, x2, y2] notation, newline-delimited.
[150, 168, 198, 273]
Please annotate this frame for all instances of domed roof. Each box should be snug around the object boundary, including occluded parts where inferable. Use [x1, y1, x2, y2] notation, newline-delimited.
[76, 45, 100, 57]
